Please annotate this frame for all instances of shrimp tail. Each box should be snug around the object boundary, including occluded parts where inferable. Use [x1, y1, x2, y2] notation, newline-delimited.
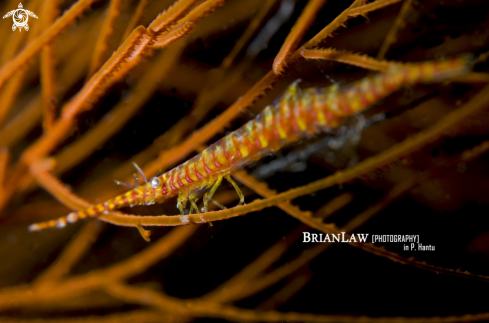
[399, 54, 473, 85]
[328, 55, 472, 120]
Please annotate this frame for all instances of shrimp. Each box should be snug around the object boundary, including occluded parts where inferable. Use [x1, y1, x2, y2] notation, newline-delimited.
[28, 55, 471, 231]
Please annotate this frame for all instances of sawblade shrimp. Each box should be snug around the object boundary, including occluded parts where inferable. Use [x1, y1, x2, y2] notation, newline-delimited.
[28, 55, 471, 231]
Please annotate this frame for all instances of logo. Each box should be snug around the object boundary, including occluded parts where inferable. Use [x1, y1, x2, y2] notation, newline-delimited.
[2, 3, 38, 32]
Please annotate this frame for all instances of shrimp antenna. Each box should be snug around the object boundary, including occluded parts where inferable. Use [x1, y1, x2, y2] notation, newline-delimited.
[131, 162, 148, 184]
[114, 180, 135, 189]
[114, 162, 148, 189]
[151, 168, 163, 178]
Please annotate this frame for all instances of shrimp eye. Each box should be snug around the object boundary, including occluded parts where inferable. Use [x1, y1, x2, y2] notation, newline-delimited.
[151, 177, 160, 188]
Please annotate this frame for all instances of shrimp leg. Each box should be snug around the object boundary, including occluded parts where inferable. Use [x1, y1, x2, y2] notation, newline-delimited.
[208, 198, 227, 211]
[177, 192, 187, 215]
[189, 198, 200, 214]
[203, 175, 223, 212]
[225, 175, 245, 206]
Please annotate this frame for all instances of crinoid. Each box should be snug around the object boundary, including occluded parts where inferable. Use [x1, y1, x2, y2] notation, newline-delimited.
[0, 0, 489, 322]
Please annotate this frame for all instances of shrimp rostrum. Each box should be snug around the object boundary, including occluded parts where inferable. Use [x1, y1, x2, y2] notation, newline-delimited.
[28, 55, 471, 231]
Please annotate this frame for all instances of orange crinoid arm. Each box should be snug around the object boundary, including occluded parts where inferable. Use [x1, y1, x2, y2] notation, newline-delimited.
[29, 55, 471, 231]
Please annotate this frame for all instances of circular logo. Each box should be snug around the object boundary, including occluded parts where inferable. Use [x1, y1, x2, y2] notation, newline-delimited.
[13, 9, 28, 29]
[2, 3, 38, 32]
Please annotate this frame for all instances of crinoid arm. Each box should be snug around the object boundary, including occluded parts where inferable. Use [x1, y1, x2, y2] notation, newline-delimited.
[26, 10, 38, 18]
[2, 10, 14, 18]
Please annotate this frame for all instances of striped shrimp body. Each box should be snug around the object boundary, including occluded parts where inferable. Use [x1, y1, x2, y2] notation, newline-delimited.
[28, 56, 471, 231]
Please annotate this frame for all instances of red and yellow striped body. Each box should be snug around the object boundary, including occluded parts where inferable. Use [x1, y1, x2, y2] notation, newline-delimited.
[28, 56, 470, 231]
